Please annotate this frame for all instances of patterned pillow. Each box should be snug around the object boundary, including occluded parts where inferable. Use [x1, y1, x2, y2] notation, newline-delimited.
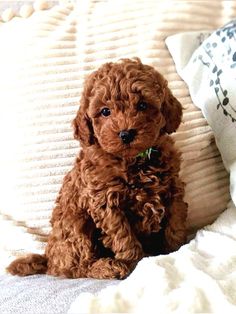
[0, 0, 234, 273]
[166, 20, 236, 206]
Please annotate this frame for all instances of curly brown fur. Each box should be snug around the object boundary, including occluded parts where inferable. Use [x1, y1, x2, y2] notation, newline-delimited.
[7, 58, 187, 279]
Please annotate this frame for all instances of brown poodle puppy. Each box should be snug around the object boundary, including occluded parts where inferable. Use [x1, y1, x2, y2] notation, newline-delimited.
[7, 58, 187, 279]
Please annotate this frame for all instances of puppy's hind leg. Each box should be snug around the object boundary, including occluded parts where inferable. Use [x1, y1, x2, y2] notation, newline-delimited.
[7, 254, 47, 276]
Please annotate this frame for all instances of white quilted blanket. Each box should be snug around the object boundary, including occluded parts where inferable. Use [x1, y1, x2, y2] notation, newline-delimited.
[68, 201, 236, 313]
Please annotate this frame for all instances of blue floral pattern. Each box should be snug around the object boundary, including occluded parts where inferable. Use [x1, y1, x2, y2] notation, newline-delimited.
[193, 21, 236, 123]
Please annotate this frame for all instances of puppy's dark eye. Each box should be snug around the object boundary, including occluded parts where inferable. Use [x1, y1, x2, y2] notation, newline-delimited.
[137, 102, 148, 111]
[101, 107, 111, 117]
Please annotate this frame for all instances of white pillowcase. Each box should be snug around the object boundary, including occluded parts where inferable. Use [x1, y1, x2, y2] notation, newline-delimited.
[166, 22, 236, 206]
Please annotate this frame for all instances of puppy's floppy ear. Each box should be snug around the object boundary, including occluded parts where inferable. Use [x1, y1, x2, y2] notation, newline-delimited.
[72, 72, 96, 146]
[73, 108, 94, 146]
[161, 84, 183, 134]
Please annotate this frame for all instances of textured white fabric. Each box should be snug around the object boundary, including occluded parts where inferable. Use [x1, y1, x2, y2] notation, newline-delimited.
[166, 21, 236, 206]
[0, 274, 118, 314]
[68, 200, 236, 313]
[0, 0, 235, 273]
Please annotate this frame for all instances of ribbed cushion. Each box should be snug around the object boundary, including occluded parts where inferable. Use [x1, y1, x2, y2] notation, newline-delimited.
[0, 0, 234, 272]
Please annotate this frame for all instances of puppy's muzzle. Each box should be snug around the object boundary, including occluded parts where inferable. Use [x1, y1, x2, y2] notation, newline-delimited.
[119, 129, 136, 144]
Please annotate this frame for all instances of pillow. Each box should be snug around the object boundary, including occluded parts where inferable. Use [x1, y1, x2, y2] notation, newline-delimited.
[0, 1, 57, 21]
[0, 0, 234, 273]
[166, 20, 236, 206]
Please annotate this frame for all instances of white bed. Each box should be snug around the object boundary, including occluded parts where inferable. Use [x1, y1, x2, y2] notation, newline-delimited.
[0, 1, 235, 313]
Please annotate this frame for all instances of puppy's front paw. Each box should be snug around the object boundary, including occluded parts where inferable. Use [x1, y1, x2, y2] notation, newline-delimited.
[115, 243, 144, 262]
[88, 258, 132, 279]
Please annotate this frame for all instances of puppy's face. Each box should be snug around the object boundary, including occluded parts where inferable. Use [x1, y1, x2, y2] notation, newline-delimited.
[88, 77, 165, 158]
[74, 59, 182, 158]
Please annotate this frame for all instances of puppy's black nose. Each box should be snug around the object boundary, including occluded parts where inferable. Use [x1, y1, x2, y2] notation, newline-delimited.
[119, 129, 136, 144]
